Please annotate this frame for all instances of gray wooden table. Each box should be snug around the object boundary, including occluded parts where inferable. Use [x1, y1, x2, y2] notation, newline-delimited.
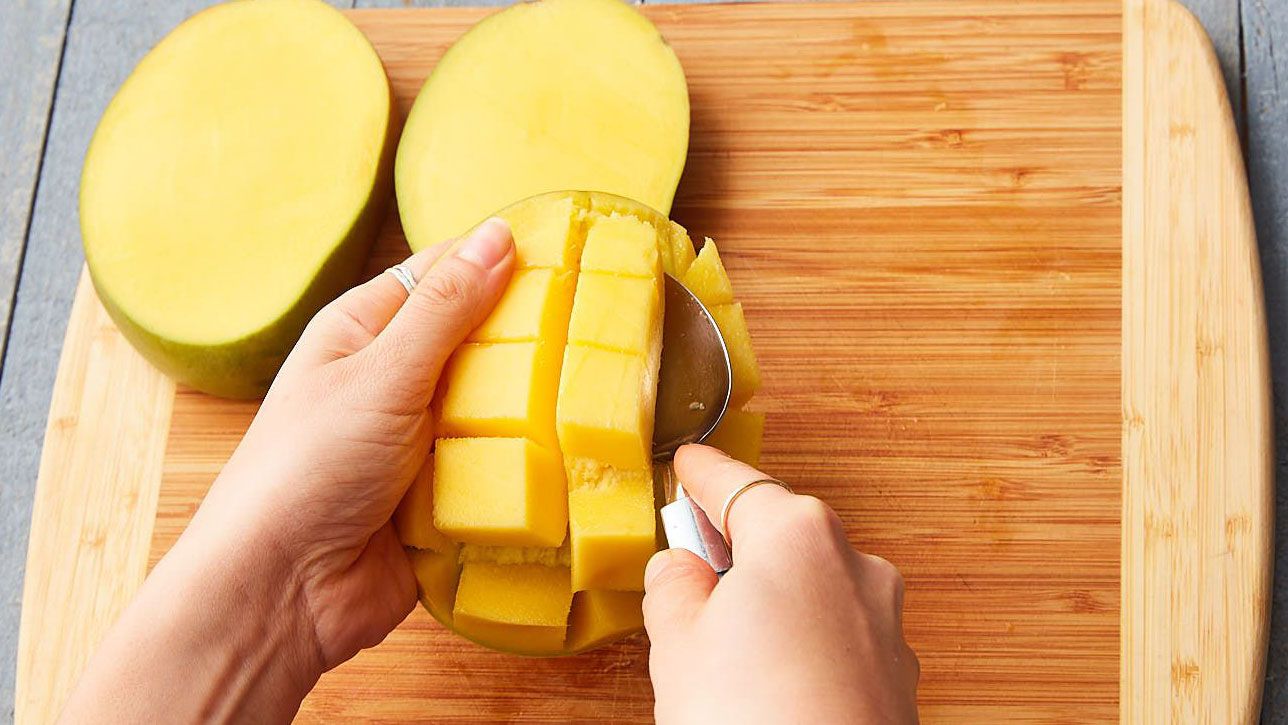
[0, 0, 1283, 720]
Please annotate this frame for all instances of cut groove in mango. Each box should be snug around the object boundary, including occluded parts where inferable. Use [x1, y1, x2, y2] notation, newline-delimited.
[81, 0, 395, 398]
[395, 0, 689, 250]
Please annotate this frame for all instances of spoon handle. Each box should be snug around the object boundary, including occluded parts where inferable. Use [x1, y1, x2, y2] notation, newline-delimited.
[657, 465, 732, 575]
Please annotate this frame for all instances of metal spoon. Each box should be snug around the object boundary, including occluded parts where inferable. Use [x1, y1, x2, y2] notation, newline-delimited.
[653, 274, 735, 573]
[652, 274, 733, 460]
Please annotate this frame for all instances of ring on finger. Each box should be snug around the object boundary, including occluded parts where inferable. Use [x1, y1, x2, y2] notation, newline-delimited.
[719, 478, 793, 542]
[387, 262, 417, 296]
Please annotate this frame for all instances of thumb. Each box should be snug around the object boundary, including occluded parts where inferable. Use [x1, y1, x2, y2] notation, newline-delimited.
[642, 548, 718, 643]
[364, 217, 515, 399]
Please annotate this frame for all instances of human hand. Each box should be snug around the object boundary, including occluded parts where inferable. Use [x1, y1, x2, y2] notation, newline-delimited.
[61, 219, 515, 723]
[193, 217, 515, 669]
[644, 445, 919, 724]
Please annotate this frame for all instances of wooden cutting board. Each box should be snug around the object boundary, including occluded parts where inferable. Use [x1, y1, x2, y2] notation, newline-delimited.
[16, 0, 1271, 722]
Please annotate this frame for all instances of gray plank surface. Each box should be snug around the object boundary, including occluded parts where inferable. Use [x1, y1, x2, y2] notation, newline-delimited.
[0, 0, 71, 386]
[1243, 1, 1288, 720]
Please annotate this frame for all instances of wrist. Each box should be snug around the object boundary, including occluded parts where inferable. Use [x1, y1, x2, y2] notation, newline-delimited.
[152, 500, 326, 718]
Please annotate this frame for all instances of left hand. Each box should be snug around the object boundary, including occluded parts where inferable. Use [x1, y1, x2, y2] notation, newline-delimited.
[61, 218, 514, 723]
[205, 217, 516, 668]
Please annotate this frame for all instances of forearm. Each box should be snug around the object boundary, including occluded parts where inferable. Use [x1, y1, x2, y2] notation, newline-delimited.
[60, 518, 322, 723]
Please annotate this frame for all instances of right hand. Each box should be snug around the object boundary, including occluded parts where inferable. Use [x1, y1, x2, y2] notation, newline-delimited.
[644, 445, 919, 724]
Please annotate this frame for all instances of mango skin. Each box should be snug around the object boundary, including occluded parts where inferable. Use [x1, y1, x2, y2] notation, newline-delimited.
[87, 105, 397, 400]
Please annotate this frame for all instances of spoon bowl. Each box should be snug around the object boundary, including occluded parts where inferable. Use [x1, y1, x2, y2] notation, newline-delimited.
[652, 275, 732, 461]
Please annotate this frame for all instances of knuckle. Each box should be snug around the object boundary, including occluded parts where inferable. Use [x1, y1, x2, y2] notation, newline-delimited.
[416, 261, 481, 311]
[784, 496, 842, 536]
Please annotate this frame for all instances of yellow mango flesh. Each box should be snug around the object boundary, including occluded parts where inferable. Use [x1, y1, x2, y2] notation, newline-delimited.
[407, 191, 761, 655]
[556, 346, 655, 471]
[81, 0, 395, 398]
[438, 342, 562, 447]
[409, 546, 462, 626]
[566, 274, 660, 356]
[453, 563, 573, 655]
[500, 193, 587, 270]
[468, 268, 577, 344]
[565, 590, 646, 653]
[683, 239, 735, 309]
[705, 408, 767, 468]
[580, 214, 663, 278]
[460, 543, 571, 568]
[432, 438, 567, 547]
[710, 302, 763, 409]
[567, 462, 656, 591]
[393, 457, 453, 552]
[395, 0, 689, 249]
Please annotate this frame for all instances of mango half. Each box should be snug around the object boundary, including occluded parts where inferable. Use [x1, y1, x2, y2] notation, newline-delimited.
[396, 192, 764, 656]
[80, 0, 396, 398]
[394, 0, 689, 250]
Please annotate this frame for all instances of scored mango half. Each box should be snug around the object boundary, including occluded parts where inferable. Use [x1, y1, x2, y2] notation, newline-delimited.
[397, 191, 763, 656]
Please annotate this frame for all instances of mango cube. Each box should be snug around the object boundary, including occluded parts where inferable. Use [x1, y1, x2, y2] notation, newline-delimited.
[453, 562, 573, 654]
[568, 471, 656, 591]
[468, 268, 576, 344]
[556, 346, 655, 470]
[709, 303, 762, 409]
[682, 239, 735, 309]
[663, 223, 697, 277]
[408, 546, 462, 626]
[580, 213, 660, 278]
[565, 590, 645, 652]
[438, 342, 561, 446]
[566, 273, 660, 356]
[433, 438, 567, 547]
[502, 193, 585, 270]
[705, 408, 766, 467]
[394, 456, 453, 552]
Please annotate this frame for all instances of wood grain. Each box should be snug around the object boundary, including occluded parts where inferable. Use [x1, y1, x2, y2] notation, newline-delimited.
[15, 1, 1269, 722]
[149, 3, 1125, 721]
[1121, 1, 1272, 722]
[13, 273, 175, 723]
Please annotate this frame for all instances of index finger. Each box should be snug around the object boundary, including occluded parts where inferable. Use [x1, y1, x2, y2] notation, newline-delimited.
[673, 443, 794, 545]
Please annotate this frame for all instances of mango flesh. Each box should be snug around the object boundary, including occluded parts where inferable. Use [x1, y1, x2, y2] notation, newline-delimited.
[80, 0, 395, 398]
[566, 461, 656, 591]
[453, 563, 573, 655]
[710, 302, 763, 409]
[432, 437, 568, 548]
[410, 547, 462, 626]
[683, 239, 736, 309]
[468, 269, 577, 344]
[565, 590, 646, 653]
[401, 191, 762, 656]
[393, 456, 453, 552]
[395, 0, 689, 250]
[438, 342, 563, 447]
[705, 408, 767, 468]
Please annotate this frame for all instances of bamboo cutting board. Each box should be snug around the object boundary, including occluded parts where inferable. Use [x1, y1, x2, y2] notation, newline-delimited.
[16, 0, 1271, 722]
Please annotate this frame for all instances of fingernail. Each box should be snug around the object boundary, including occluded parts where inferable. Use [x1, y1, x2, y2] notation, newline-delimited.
[456, 217, 512, 269]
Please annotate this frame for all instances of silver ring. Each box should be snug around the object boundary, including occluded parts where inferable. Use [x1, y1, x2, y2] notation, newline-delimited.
[387, 263, 416, 295]
[718, 478, 793, 542]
